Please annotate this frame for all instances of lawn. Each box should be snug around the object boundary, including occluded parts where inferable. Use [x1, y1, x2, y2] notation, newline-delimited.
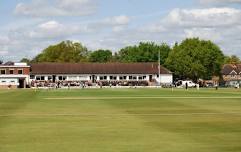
[0, 88, 241, 152]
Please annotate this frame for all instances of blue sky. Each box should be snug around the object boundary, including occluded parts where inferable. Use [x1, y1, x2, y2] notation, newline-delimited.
[0, 0, 241, 61]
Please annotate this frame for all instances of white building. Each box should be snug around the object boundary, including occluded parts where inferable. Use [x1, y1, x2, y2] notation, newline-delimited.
[30, 63, 173, 86]
[0, 62, 30, 89]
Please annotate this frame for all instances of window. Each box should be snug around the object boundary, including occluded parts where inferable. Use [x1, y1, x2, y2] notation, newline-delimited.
[58, 76, 67, 81]
[18, 69, 23, 74]
[30, 75, 35, 79]
[9, 69, 14, 74]
[0, 69, 6, 75]
[41, 76, 45, 80]
[36, 76, 41, 80]
[99, 76, 107, 80]
[1, 81, 6, 83]
[36, 76, 45, 81]
[129, 76, 133, 80]
[63, 76, 67, 81]
[58, 76, 63, 80]
[110, 76, 117, 80]
[120, 76, 127, 80]
[48, 76, 52, 80]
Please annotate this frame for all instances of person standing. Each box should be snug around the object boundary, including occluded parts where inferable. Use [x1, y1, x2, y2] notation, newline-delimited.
[185, 82, 188, 90]
[196, 83, 200, 90]
[235, 83, 240, 89]
[215, 83, 218, 90]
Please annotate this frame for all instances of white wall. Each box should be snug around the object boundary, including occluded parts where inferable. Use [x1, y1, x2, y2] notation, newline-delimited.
[160, 74, 173, 84]
[0, 75, 30, 85]
[155, 74, 173, 84]
[31, 74, 173, 84]
[0, 78, 19, 86]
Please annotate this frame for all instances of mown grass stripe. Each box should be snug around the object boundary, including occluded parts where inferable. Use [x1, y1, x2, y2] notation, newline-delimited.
[1, 112, 241, 117]
[44, 96, 241, 100]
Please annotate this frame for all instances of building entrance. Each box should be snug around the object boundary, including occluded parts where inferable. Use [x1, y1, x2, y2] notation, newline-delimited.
[19, 78, 25, 88]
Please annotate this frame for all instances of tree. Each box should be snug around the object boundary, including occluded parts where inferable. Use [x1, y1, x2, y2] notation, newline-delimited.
[224, 55, 240, 64]
[89, 50, 113, 62]
[32, 40, 89, 63]
[165, 38, 225, 81]
[117, 42, 171, 64]
[20, 58, 31, 65]
[0, 60, 3, 64]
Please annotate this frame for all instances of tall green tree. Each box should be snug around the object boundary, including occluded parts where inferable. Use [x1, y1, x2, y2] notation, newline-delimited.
[20, 58, 31, 65]
[224, 55, 240, 64]
[117, 42, 171, 64]
[32, 40, 89, 63]
[165, 38, 225, 81]
[89, 50, 113, 62]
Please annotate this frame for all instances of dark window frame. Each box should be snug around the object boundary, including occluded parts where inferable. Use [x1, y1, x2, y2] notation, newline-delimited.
[18, 69, 23, 75]
[0, 69, 6, 75]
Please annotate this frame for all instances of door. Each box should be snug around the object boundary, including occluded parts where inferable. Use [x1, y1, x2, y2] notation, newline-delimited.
[92, 75, 96, 83]
[149, 75, 153, 82]
[53, 75, 56, 83]
[19, 78, 25, 88]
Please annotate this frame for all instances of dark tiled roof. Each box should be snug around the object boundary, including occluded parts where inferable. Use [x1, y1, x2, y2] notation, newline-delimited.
[4, 61, 14, 66]
[222, 64, 241, 75]
[30, 63, 172, 75]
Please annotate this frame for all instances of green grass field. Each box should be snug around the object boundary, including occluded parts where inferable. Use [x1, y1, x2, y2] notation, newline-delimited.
[0, 88, 241, 152]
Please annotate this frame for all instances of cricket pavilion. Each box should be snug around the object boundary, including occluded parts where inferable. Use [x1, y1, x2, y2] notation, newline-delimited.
[29, 63, 173, 87]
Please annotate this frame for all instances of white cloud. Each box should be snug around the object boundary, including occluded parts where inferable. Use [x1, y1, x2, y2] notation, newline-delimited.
[164, 8, 241, 27]
[38, 21, 64, 30]
[14, 0, 98, 17]
[200, 0, 241, 5]
[184, 28, 222, 41]
[138, 24, 166, 33]
[0, 14, 131, 61]
[21, 20, 91, 40]
[0, 36, 10, 45]
[4, 3, 241, 61]
[113, 7, 241, 57]
[32, 21, 68, 39]
[0, 50, 9, 56]
[104, 15, 131, 25]
[112, 26, 125, 32]
[87, 15, 131, 32]
[161, 7, 241, 56]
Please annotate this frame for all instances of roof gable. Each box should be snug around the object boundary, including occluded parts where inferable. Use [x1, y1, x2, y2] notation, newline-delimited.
[30, 63, 172, 75]
[222, 64, 241, 75]
[230, 70, 237, 75]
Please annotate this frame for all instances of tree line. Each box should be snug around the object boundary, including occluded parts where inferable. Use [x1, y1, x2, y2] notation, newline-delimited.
[18, 38, 240, 81]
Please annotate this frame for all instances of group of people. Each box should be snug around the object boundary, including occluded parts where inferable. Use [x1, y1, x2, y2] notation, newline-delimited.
[31, 80, 90, 89]
[31, 80, 150, 89]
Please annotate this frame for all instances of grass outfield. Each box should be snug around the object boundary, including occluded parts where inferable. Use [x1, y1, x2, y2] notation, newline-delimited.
[0, 88, 241, 152]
